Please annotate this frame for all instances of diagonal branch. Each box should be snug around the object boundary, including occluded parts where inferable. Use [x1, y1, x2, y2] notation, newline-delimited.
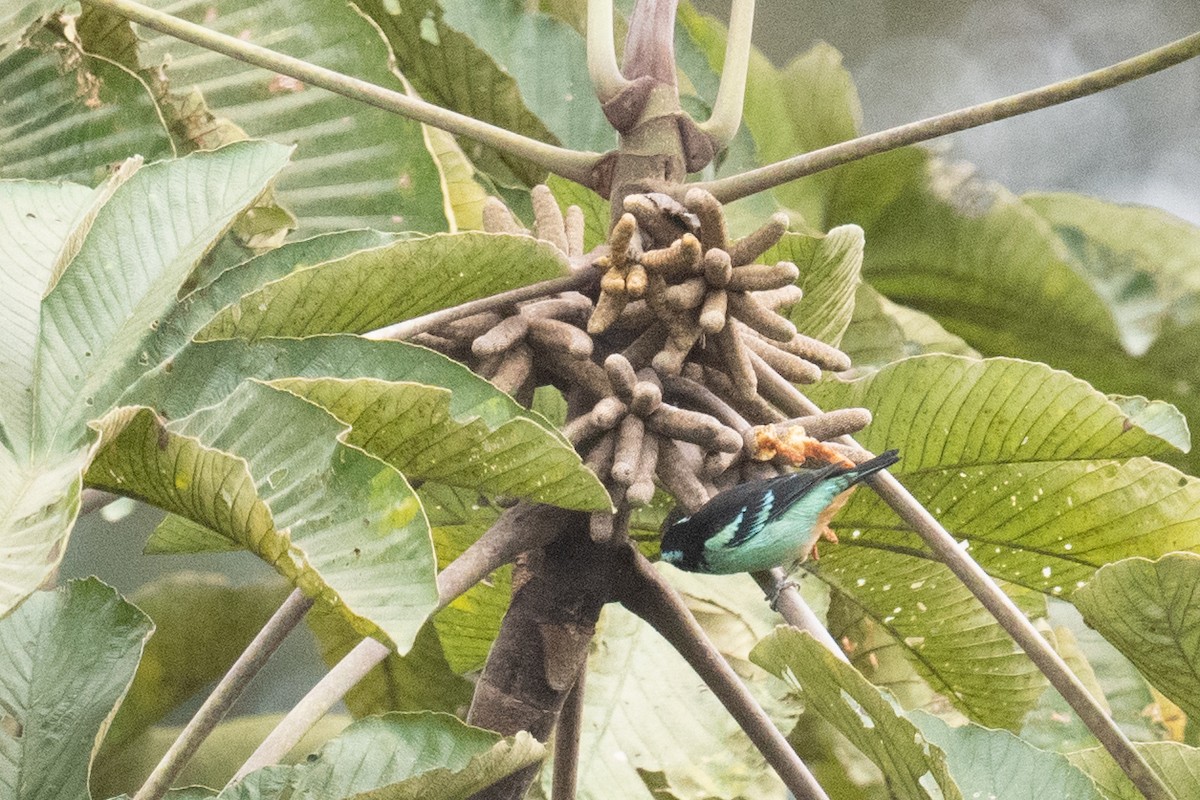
[616, 548, 830, 800]
[696, 30, 1200, 203]
[82, 0, 605, 187]
[135, 588, 314, 800]
[234, 504, 580, 781]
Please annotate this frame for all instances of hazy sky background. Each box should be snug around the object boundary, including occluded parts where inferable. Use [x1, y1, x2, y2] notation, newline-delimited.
[696, 0, 1200, 224]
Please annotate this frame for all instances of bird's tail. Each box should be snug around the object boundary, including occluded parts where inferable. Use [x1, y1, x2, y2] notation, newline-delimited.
[844, 449, 900, 483]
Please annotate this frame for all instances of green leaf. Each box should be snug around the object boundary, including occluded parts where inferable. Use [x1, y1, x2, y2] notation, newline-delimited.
[33, 141, 292, 456]
[908, 711, 1100, 799]
[0, 578, 153, 800]
[353, 0, 561, 187]
[86, 384, 438, 651]
[0, 25, 170, 185]
[820, 547, 1049, 730]
[1024, 193, 1200, 357]
[437, 0, 612, 154]
[808, 355, 1198, 595]
[195, 232, 569, 340]
[0, 179, 97, 451]
[0, 449, 88, 617]
[568, 574, 795, 800]
[93, 715, 352, 798]
[802, 355, 1199, 727]
[1021, 600, 1158, 753]
[307, 611, 472, 718]
[128, 0, 448, 234]
[122, 336, 609, 511]
[424, 124, 489, 232]
[221, 713, 544, 800]
[0, 1, 71, 51]
[99, 575, 291, 753]
[275, 376, 609, 510]
[164, 229, 398, 349]
[547, 174, 609, 251]
[839, 284, 978, 370]
[1069, 742, 1200, 800]
[1073, 554, 1200, 720]
[762, 226, 863, 347]
[420, 484, 510, 674]
[750, 627, 962, 800]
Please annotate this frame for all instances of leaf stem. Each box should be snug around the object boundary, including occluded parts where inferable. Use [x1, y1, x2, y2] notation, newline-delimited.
[233, 504, 579, 781]
[365, 270, 597, 342]
[751, 568, 848, 664]
[81, 0, 605, 187]
[617, 550, 830, 800]
[587, 0, 629, 102]
[695, 30, 1200, 203]
[134, 588, 313, 800]
[695, 0, 755, 146]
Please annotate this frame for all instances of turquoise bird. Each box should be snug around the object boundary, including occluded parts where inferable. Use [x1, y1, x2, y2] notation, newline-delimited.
[660, 450, 899, 574]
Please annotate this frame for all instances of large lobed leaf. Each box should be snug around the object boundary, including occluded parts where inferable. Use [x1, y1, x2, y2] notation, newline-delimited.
[122, 336, 609, 512]
[803, 354, 1198, 727]
[0, 578, 152, 800]
[35, 140, 293, 455]
[86, 383, 438, 651]
[909, 711, 1100, 799]
[750, 627, 962, 800]
[0, 141, 291, 617]
[1073, 554, 1200, 721]
[128, 0, 450, 234]
[195, 232, 570, 340]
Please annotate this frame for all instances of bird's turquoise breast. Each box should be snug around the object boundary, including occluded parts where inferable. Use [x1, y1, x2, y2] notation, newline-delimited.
[700, 480, 846, 573]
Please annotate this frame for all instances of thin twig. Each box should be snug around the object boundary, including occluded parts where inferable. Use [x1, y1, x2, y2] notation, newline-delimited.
[551, 665, 586, 800]
[82, 0, 604, 187]
[696, 30, 1200, 203]
[784, 396, 1176, 800]
[136, 589, 313, 800]
[618, 549, 830, 800]
[233, 636, 387, 781]
[233, 504, 580, 781]
[696, 0, 755, 145]
[365, 272, 596, 342]
[751, 568, 848, 664]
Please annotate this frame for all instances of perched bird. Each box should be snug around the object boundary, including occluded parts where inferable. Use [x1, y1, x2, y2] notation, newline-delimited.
[660, 450, 900, 574]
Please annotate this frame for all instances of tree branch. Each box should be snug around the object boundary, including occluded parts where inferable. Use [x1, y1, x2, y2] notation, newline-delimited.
[136, 589, 313, 800]
[82, 0, 605, 187]
[751, 568, 848, 664]
[696, 30, 1200, 203]
[617, 549, 830, 800]
[466, 523, 612, 800]
[233, 504, 580, 781]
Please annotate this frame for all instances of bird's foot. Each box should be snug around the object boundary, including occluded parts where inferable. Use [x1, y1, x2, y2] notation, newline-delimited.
[767, 578, 799, 611]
